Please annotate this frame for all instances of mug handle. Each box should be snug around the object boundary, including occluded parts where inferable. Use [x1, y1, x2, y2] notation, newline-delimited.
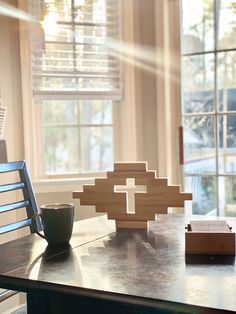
[31, 213, 47, 240]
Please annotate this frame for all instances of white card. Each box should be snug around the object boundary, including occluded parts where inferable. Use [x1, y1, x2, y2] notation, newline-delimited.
[190, 219, 230, 232]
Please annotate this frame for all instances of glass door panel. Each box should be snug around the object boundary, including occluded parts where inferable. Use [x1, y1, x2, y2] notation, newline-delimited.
[218, 0, 236, 49]
[184, 116, 216, 174]
[185, 175, 217, 215]
[218, 115, 236, 174]
[217, 51, 236, 112]
[181, 0, 214, 54]
[181, 0, 236, 216]
[182, 54, 214, 114]
[218, 176, 236, 216]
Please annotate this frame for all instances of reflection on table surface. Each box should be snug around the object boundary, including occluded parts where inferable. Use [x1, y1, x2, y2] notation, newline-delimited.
[0, 214, 236, 312]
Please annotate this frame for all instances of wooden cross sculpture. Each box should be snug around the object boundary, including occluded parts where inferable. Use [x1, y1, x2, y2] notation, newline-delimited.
[73, 162, 192, 229]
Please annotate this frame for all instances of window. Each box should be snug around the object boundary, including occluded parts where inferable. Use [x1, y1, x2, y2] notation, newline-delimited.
[23, 0, 122, 178]
[181, 0, 236, 216]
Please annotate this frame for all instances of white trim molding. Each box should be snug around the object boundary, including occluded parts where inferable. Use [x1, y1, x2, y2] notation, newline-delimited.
[155, 0, 182, 185]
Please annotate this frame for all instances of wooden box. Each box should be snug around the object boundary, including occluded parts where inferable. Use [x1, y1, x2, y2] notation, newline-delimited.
[185, 224, 235, 255]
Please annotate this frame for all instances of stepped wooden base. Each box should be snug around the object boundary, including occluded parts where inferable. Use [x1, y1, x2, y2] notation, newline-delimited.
[116, 220, 147, 229]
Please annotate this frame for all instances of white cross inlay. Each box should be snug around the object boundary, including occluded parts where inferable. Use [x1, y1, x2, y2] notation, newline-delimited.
[114, 178, 147, 214]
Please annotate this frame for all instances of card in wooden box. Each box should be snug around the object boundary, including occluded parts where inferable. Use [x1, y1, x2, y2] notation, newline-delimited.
[185, 220, 235, 255]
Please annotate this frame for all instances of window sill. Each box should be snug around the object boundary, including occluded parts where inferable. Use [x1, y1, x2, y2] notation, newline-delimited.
[33, 177, 95, 194]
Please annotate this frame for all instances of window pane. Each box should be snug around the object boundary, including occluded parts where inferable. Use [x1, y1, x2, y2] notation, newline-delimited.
[218, 0, 236, 49]
[80, 126, 113, 172]
[182, 54, 214, 113]
[33, 43, 74, 73]
[79, 100, 112, 124]
[181, 0, 214, 54]
[74, 0, 115, 23]
[217, 51, 236, 112]
[43, 100, 114, 174]
[184, 116, 216, 173]
[185, 175, 217, 215]
[43, 0, 72, 22]
[181, 0, 236, 217]
[218, 115, 236, 173]
[44, 126, 79, 174]
[218, 176, 236, 216]
[43, 100, 78, 125]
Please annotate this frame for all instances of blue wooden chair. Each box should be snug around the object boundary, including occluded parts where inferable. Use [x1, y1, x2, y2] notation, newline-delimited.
[0, 160, 41, 313]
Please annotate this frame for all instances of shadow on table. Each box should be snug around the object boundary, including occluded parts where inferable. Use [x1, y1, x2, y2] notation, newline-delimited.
[27, 243, 82, 283]
[185, 254, 235, 265]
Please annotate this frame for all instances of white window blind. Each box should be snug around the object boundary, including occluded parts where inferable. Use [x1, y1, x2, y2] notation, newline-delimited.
[28, 0, 122, 101]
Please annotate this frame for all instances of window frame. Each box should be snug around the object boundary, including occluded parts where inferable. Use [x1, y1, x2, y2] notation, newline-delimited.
[180, 0, 236, 216]
[19, 0, 123, 181]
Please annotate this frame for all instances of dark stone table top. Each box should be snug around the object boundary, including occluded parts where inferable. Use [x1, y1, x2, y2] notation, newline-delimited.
[0, 214, 236, 313]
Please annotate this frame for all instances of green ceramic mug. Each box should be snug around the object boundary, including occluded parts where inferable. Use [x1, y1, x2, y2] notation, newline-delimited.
[32, 203, 75, 246]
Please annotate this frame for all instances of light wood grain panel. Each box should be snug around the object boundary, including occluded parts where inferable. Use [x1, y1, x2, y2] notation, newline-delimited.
[147, 185, 179, 194]
[95, 177, 126, 186]
[116, 220, 147, 229]
[135, 206, 168, 214]
[185, 231, 235, 255]
[136, 194, 191, 205]
[114, 162, 147, 172]
[145, 179, 168, 191]
[73, 162, 192, 229]
[94, 205, 128, 213]
[75, 191, 124, 202]
[107, 171, 156, 179]
[108, 212, 156, 221]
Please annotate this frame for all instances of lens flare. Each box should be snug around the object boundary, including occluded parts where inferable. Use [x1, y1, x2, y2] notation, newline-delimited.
[0, 1, 179, 81]
[106, 38, 179, 82]
[0, 1, 38, 23]
[41, 12, 59, 35]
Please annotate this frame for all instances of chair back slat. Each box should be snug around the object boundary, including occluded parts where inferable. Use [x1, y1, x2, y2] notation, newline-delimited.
[0, 182, 25, 193]
[0, 160, 42, 235]
[0, 161, 24, 173]
[0, 200, 30, 213]
[0, 218, 32, 235]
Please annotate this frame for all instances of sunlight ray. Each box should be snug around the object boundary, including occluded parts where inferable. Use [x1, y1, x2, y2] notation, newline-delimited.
[106, 38, 179, 71]
[0, 1, 38, 23]
[0, 2, 179, 81]
[108, 43, 179, 82]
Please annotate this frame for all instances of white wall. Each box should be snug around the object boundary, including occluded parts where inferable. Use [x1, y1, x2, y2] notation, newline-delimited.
[0, 1, 24, 161]
[137, 0, 158, 169]
[0, 1, 24, 312]
[120, 0, 158, 169]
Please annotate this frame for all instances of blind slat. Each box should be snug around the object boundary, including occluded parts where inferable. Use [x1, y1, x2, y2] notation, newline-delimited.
[29, 0, 122, 99]
[33, 90, 123, 101]
[33, 71, 120, 78]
